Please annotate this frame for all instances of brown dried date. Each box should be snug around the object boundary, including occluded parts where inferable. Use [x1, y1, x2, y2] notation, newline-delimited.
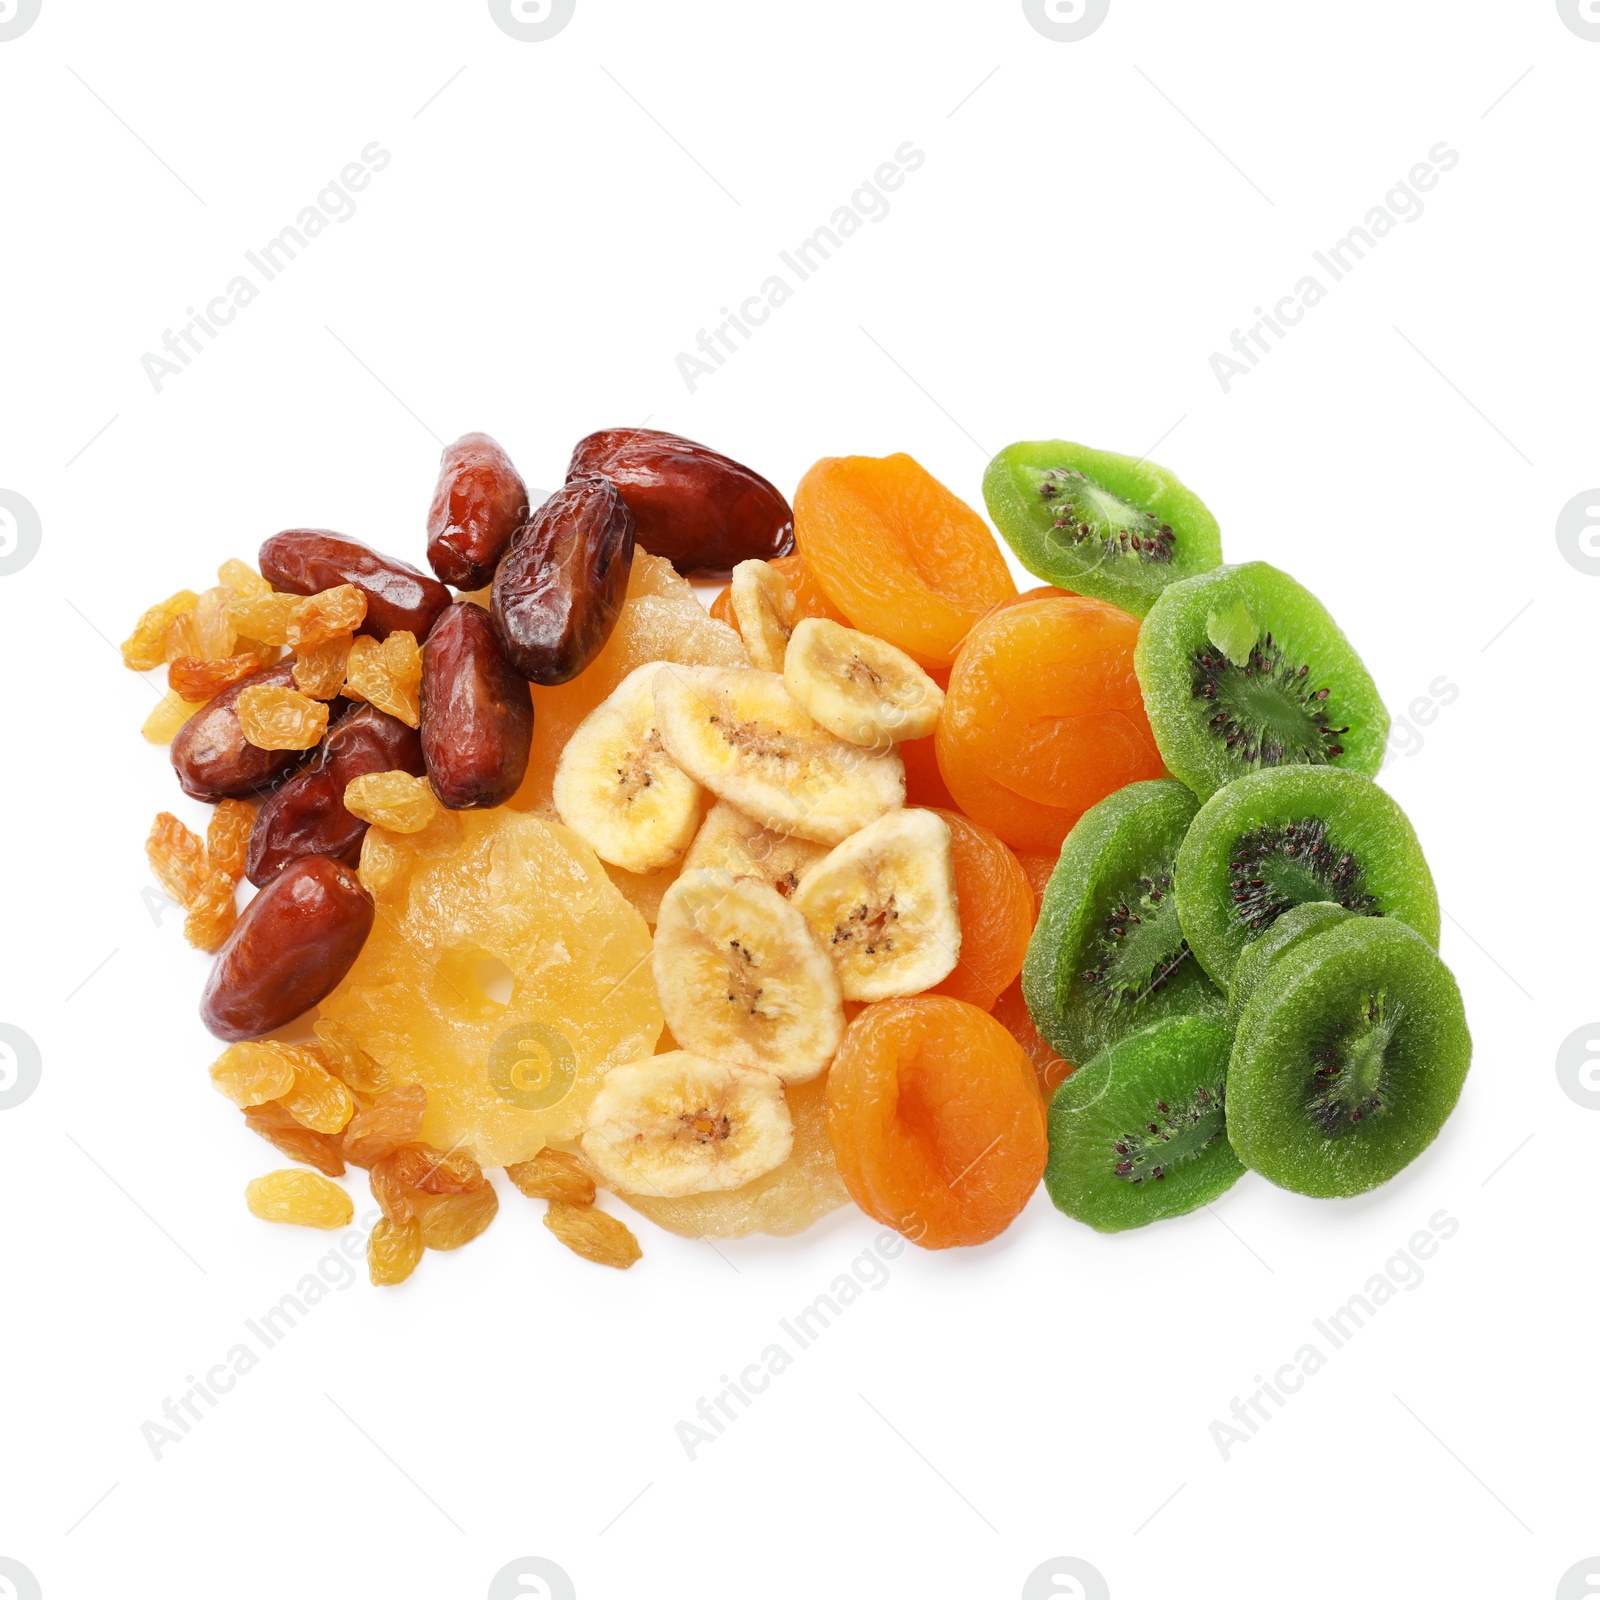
[201, 855, 374, 1041]
[425, 432, 530, 591]
[171, 660, 313, 802]
[567, 427, 793, 577]
[420, 603, 533, 809]
[245, 705, 425, 886]
[260, 529, 451, 641]
[490, 476, 633, 685]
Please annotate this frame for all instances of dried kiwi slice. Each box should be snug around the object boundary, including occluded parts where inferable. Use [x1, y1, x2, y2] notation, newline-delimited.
[1228, 918, 1470, 1198]
[1044, 1016, 1242, 1232]
[1225, 900, 1350, 1029]
[1023, 779, 1224, 1069]
[1175, 767, 1438, 988]
[1135, 562, 1389, 799]
[982, 441, 1222, 618]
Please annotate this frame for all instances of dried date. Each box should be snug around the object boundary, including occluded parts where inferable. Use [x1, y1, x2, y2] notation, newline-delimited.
[426, 432, 530, 591]
[171, 660, 315, 802]
[260, 529, 451, 640]
[419, 603, 533, 808]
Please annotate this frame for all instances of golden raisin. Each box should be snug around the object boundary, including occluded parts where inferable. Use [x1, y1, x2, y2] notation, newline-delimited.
[277, 1046, 356, 1133]
[142, 690, 207, 743]
[147, 812, 207, 904]
[236, 684, 330, 750]
[245, 1169, 354, 1229]
[286, 584, 367, 649]
[345, 631, 421, 726]
[206, 798, 257, 883]
[121, 591, 199, 671]
[210, 1042, 297, 1107]
[225, 589, 298, 647]
[387, 1142, 485, 1194]
[544, 1202, 641, 1269]
[416, 1182, 498, 1250]
[368, 1153, 422, 1223]
[506, 1148, 596, 1206]
[342, 770, 439, 833]
[218, 557, 270, 596]
[168, 651, 267, 702]
[191, 585, 238, 660]
[368, 1216, 424, 1285]
[292, 634, 352, 700]
[342, 1084, 428, 1168]
[183, 870, 238, 951]
[312, 1019, 393, 1100]
[356, 826, 410, 897]
[244, 1101, 346, 1176]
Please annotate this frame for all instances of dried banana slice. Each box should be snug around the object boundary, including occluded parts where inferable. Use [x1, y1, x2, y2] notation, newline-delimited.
[729, 559, 800, 671]
[582, 1051, 793, 1197]
[653, 868, 844, 1083]
[553, 662, 702, 874]
[783, 617, 944, 747]
[653, 665, 903, 844]
[793, 808, 961, 1000]
[683, 800, 828, 900]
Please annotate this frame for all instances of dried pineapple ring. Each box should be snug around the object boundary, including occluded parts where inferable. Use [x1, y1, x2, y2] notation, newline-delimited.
[318, 808, 662, 1167]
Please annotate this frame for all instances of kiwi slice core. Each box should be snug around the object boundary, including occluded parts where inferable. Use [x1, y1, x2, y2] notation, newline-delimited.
[1307, 990, 1398, 1134]
[1135, 562, 1389, 798]
[1112, 1079, 1227, 1183]
[1038, 468, 1179, 569]
[1084, 868, 1191, 1001]
[1229, 817, 1375, 930]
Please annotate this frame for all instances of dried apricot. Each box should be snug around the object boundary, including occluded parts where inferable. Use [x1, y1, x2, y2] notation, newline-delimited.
[243, 1100, 346, 1176]
[927, 810, 1033, 1010]
[146, 812, 207, 904]
[899, 731, 958, 810]
[206, 799, 257, 883]
[236, 684, 330, 750]
[209, 1042, 297, 1108]
[545, 1202, 642, 1268]
[826, 996, 1046, 1249]
[345, 631, 422, 726]
[794, 454, 1015, 669]
[343, 1084, 428, 1168]
[936, 594, 1163, 854]
[992, 978, 1074, 1102]
[245, 1169, 353, 1229]
[506, 1148, 596, 1205]
[122, 591, 199, 670]
[1017, 852, 1057, 916]
[183, 870, 239, 952]
[286, 584, 367, 649]
[168, 651, 269, 702]
[343, 770, 439, 833]
[368, 1216, 424, 1285]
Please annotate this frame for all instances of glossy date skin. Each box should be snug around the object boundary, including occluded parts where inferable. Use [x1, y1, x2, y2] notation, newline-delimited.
[172, 660, 316, 802]
[567, 427, 793, 576]
[260, 529, 452, 639]
[200, 855, 374, 1041]
[244, 705, 426, 886]
[421, 603, 534, 809]
[425, 432, 530, 591]
[490, 476, 633, 686]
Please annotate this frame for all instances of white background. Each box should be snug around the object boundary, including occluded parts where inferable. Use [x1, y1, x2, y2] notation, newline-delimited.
[0, 2, 1593, 1597]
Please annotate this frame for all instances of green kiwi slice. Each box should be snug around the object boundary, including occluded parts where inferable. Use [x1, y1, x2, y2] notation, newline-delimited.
[1228, 918, 1471, 1198]
[1134, 561, 1389, 799]
[1225, 900, 1351, 1029]
[1045, 1016, 1243, 1232]
[1176, 767, 1439, 988]
[1023, 779, 1224, 1068]
[982, 440, 1222, 617]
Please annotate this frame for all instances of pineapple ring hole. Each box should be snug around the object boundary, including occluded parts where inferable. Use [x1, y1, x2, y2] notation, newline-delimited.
[435, 948, 517, 1021]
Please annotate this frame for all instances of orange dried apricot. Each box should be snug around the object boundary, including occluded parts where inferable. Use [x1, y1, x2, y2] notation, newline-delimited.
[899, 731, 958, 810]
[993, 978, 1074, 1102]
[1017, 852, 1058, 917]
[794, 454, 1015, 669]
[927, 810, 1033, 1011]
[935, 594, 1163, 854]
[826, 996, 1047, 1248]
